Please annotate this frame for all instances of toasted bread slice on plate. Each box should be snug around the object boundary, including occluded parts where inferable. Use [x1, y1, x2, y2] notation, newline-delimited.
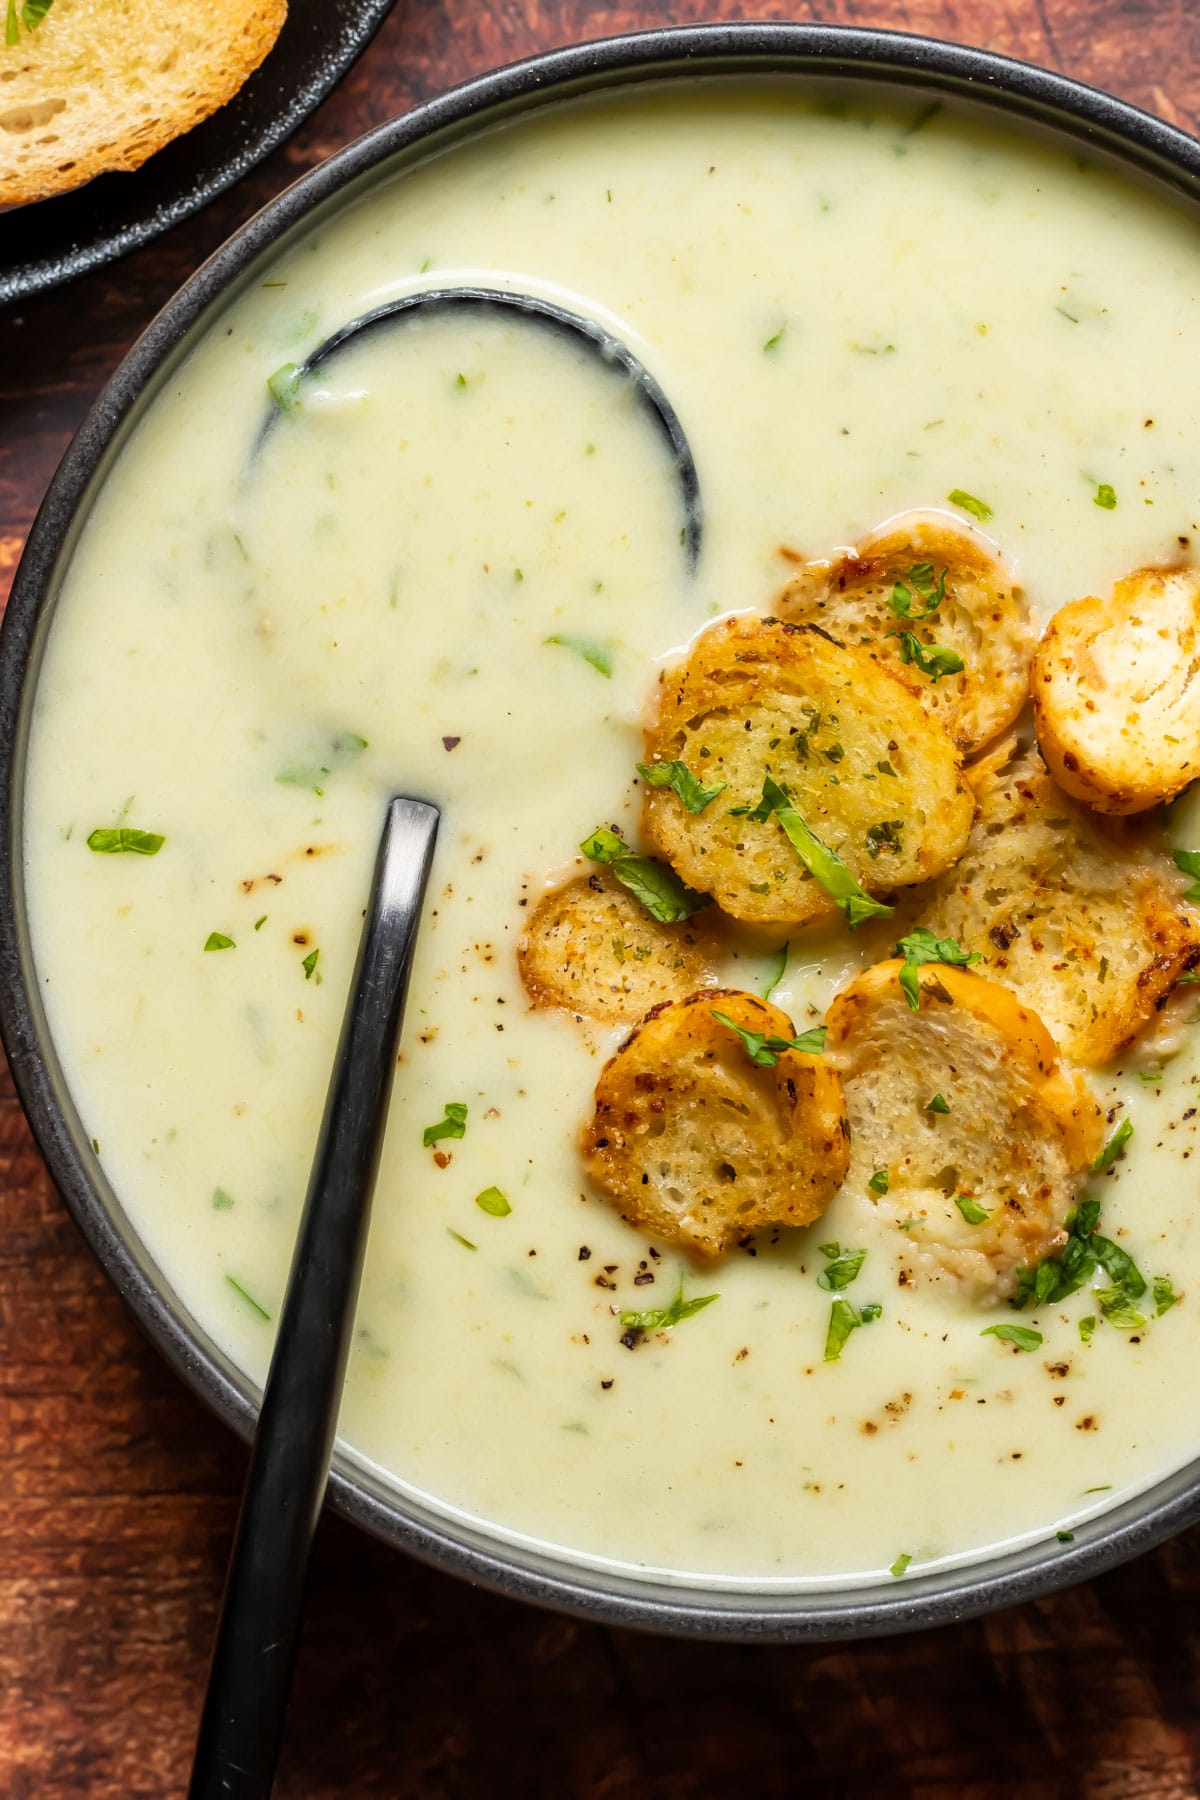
[0, 0, 287, 206]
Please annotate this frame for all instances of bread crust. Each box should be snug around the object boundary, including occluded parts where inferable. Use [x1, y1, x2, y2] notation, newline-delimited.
[641, 614, 974, 927]
[904, 740, 1200, 1066]
[0, 0, 287, 206]
[1032, 565, 1200, 814]
[582, 988, 850, 1259]
[518, 870, 717, 1025]
[776, 513, 1032, 755]
[826, 961, 1105, 1297]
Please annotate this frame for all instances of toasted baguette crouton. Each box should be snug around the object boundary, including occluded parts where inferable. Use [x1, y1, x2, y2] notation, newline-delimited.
[582, 988, 850, 1259]
[0, 0, 287, 207]
[776, 514, 1032, 755]
[518, 870, 717, 1025]
[1032, 565, 1200, 814]
[904, 740, 1200, 1065]
[826, 961, 1104, 1298]
[641, 615, 973, 927]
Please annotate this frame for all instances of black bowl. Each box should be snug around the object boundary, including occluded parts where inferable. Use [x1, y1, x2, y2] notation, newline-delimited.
[4, 23, 1200, 1642]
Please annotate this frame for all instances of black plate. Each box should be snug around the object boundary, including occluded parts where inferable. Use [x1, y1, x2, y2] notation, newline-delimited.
[0, 0, 395, 307]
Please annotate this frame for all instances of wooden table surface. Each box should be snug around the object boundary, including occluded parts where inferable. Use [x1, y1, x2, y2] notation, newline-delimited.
[3, 3, 1200, 1794]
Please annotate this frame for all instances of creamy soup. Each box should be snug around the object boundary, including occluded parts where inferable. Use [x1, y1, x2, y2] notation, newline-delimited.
[22, 82, 1200, 1589]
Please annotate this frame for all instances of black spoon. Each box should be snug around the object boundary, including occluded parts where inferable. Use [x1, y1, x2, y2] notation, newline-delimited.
[188, 794, 439, 1800]
[256, 285, 703, 568]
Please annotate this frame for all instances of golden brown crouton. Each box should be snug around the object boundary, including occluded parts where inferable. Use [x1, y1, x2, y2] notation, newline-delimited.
[0, 0, 287, 206]
[903, 740, 1200, 1065]
[518, 870, 717, 1025]
[640, 615, 973, 928]
[582, 989, 850, 1259]
[1032, 565, 1200, 814]
[776, 514, 1032, 755]
[826, 961, 1105, 1298]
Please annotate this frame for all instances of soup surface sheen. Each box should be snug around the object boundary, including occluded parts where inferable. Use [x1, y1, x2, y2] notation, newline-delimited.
[24, 83, 1200, 1588]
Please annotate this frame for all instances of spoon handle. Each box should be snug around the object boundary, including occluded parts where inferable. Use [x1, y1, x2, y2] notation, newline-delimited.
[188, 795, 440, 1800]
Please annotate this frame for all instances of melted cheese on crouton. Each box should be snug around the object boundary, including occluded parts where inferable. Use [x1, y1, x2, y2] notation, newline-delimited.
[1033, 565, 1200, 814]
[582, 989, 849, 1259]
[903, 741, 1200, 1065]
[776, 513, 1032, 755]
[641, 615, 974, 927]
[826, 962, 1105, 1298]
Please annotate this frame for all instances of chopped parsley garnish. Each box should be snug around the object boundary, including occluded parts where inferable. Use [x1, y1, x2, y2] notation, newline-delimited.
[1011, 1195, 1155, 1334]
[817, 1243, 866, 1290]
[867, 1169, 889, 1197]
[545, 634, 614, 677]
[860, 1302, 883, 1323]
[744, 775, 892, 928]
[475, 1186, 512, 1217]
[1093, 1118, 1132, 1170]
[86, 827, 164, 856]
[711, 1010, 826, 1066]
[1095, 1287, 1145, 1330]
[1056, 1530, 1075, 1544]
[1094, 482, 1117, 510]
[1153, 1275, 1180, 1316]
[226, 1274, 270, 1320]
[212, 1188, 235, 1211]
[7, 0, 54, 41]
[1079, 1314, 1097, 1344]
[267, 362, 303, 413]
[620, 1272, 719, 1335]
[889, 1551, 912, 1578]
[204, 932, 235, 952]
[981, 1322, 1042, 1352]
[823, 1296, 880, 1361]
[954, 1195, 990, 1224]
[889, 562, 947, 621]
[894, 631, 965, 683]
[580, 824, 712, 923]
[1173, 849, 1200, 902]
[763, 325, 786, 352]
[301, 948, 320, 980]
[637, 759, 726, 813]
[926, 1092, 951, 1114]
[761, 940, 789, 1000]
[894, 926, 982, 1010]
[448, 1228, 477, 1250]
[277, 729, 367, 796]
[865, 819, 905, 859]
[254, 915, 267, 931]
[423, 1101, 468, 1148]
[1014, 1199, 1101, 1309]
[823, 1298, 859, 1361]
[947, 487, 993, 521]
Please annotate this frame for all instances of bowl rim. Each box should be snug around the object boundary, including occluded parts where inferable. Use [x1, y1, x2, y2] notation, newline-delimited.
[5, 20, 1200, 1643]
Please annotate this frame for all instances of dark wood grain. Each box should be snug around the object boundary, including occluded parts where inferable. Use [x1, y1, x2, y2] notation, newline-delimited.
[3, 4, 1200, 1795]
